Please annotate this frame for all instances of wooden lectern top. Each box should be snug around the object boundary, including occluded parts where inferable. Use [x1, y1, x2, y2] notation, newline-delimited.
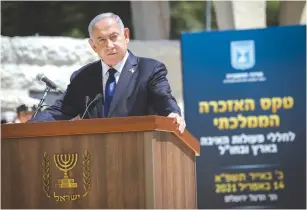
[1, 115, 200, 155]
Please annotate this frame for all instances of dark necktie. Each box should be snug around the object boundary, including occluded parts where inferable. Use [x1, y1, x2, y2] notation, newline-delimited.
[104, 68, 117, 117]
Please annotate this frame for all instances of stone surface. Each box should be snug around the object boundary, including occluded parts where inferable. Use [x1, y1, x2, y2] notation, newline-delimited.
[130, 1, 170, 40]
[1, 36, 96, 66]
[279, 1, 306, 25]
[212, 1, 235, 30]
[213, 1, 266, 30]
[1, 89, 40, 112]
[301, 5, 306, 24]
[1, 36, 184, 115]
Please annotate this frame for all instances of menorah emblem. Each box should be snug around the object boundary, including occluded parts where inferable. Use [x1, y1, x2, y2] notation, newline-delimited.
[54, 153, 78, 188]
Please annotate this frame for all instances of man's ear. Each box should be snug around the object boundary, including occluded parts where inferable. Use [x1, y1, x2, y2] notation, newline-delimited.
[88, 39, 97, 52]
[124, 28, 130, 43]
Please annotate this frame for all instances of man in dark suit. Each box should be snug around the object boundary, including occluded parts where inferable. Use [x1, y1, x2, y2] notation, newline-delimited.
[29, 12, 186, 133]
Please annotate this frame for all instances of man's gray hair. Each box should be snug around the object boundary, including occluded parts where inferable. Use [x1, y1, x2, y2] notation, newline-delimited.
[88, 13, 125, 39]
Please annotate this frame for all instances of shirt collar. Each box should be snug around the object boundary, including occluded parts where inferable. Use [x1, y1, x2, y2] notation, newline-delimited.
[101, 51, 130, 76]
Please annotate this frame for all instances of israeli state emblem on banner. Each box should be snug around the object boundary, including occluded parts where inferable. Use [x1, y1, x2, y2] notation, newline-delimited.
[231, 40, 255, 70]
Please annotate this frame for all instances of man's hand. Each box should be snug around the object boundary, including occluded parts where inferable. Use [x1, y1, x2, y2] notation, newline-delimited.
[167, 112, 186, 134]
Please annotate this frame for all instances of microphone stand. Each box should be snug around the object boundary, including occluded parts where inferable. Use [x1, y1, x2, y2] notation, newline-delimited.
[32, 86, 50, 118]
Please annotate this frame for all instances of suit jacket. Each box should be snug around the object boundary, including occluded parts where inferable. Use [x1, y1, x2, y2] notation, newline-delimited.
[29, 51, 181, 122]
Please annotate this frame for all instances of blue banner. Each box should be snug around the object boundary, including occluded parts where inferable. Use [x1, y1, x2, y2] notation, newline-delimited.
[181, 25, 306, 208]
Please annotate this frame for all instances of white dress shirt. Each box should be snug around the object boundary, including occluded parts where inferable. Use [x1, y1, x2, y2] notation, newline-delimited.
[101, 51, 129, 98]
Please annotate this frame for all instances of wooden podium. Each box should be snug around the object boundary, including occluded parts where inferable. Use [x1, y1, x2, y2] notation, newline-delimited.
[1, 116, 200, 209]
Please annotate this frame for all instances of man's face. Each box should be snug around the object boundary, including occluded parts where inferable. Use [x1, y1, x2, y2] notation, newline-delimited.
[88, 18, 130, 67]
[18, 111, 34, 123]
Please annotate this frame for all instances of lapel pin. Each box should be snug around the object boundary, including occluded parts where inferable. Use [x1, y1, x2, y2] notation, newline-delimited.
[128, 68, 135, 73]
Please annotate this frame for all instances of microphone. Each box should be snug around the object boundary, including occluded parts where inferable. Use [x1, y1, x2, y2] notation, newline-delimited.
[81, 93, 102, 119]
[36, 73, 63, 94]
[84, 96, 91, 118]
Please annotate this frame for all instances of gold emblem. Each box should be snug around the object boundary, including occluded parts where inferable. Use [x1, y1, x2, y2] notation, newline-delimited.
[42, 150, 91, 202]
[54, 153, 78, 188]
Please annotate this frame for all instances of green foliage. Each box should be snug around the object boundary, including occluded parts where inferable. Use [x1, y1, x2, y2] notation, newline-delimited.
[170, 1, 205, 36]
[62, 28, 85, 38]
[1, 1, 281, 39]
[1, 1, 132, 38]
[266, 1, 280, 26]
[170, 1, 218, 39]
